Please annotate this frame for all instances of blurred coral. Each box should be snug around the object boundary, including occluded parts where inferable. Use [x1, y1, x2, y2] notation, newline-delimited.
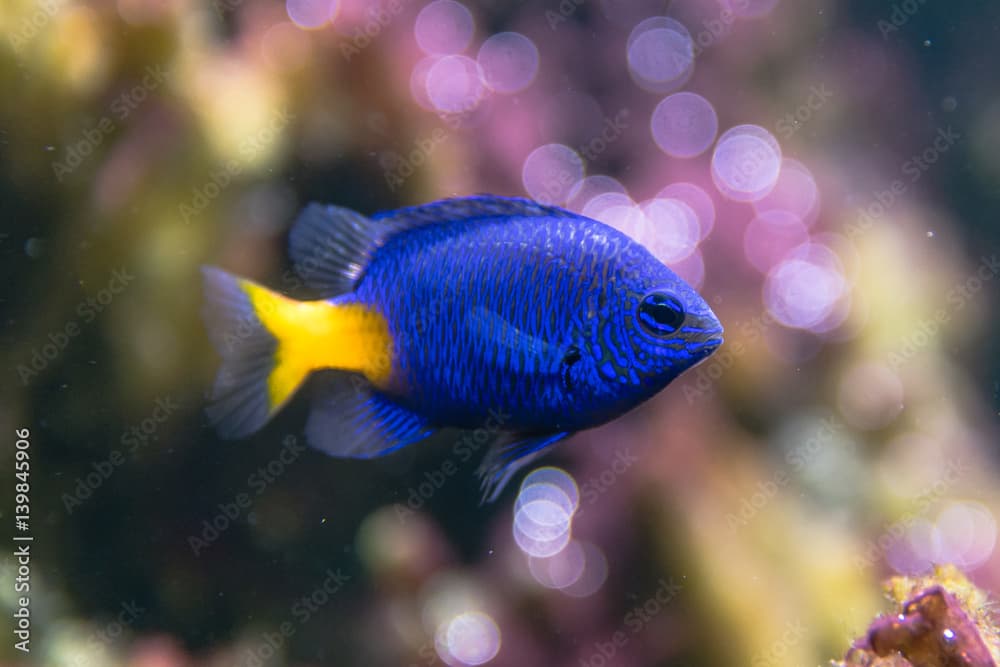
[839, 565, 1000, 667]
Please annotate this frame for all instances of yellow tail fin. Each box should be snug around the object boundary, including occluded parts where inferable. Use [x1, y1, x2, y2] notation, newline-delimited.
[202, 267, 392, 438]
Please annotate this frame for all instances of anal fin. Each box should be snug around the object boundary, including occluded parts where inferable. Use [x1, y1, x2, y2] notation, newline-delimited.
[305, 375, 435, 459]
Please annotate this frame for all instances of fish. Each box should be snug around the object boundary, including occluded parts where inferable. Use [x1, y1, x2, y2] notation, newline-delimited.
[201, 195, 723, 501]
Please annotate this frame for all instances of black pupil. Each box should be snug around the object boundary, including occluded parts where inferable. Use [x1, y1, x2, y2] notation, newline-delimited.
[561, 346, 581, 392]
[639, 294, 685, 334]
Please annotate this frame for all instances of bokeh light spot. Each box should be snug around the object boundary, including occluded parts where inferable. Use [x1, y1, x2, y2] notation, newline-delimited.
[752, 158, 820, 226]
[425, 55, 486, 114]
[415, 0, 475, 55]
[522, 144, 585, 205]
[477, 32, 539, 94]
[519, 467, 580, 514]
[634, 198, 701, 263]
[513, 467, 581, 559]
[657, 182, 716, 239]
[711, 124, 782, 201]
[513, 518, 572, 558]
[893, 517, 938, 575]
[936, 501, 996, 570]
[515, 498, 571, 537]
[669, 247, 705, 289]
[435, 611, 501, 666]
[513, 494, 573, 558]
[651, 92, 718, 158]
[764, 244, 847, 331]
[286, 0, 339, 29]
[581, 191, 634, 222]
[567, 175, 628, 213]
[528, 540, 586, 590]
[894, 502, 997, 575]
[560, 542, 609, 598]
[627, 18, 694, 93]
[409, 57, 439, 111]
[598, 204, 646, 238]
[515, 485, 575, 522]
[743, 209, 809, 273]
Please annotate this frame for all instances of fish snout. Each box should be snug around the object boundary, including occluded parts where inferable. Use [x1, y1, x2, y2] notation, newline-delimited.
[690, 314, 724, 355]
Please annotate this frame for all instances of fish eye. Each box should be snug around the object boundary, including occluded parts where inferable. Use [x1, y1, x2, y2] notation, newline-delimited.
[637, 293, 686, 335]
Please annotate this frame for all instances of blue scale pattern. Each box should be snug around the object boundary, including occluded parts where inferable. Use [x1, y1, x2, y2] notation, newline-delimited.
[349, 199, 722, 435]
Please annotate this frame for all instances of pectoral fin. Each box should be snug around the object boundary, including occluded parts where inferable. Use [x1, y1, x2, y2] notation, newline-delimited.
[477, 432, 570, 503]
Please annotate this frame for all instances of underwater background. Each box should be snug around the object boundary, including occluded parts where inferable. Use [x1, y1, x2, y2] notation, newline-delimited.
[1, 0, 999, 665]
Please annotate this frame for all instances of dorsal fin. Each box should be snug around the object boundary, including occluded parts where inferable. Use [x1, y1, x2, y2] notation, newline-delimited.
[371, 195, 577, 227]
[288, 204, 376, 296]
[289, 196, 575, 296]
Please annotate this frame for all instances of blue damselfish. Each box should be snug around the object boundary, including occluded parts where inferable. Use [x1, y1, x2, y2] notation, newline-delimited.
[202, 195, 723, 500]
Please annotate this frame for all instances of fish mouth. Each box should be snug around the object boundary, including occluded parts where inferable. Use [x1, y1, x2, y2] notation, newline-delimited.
[690, 326, 724, 355]
[703, 336, 723, 353]
[678, 320, 723, 355]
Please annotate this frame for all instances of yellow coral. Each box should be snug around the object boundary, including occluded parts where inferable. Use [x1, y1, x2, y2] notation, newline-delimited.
[835, 564, 1000, 667]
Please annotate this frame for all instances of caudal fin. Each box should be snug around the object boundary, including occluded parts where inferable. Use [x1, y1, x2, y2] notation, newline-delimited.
[201, 267, 286, 438]
[201, 266, 394, 439]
